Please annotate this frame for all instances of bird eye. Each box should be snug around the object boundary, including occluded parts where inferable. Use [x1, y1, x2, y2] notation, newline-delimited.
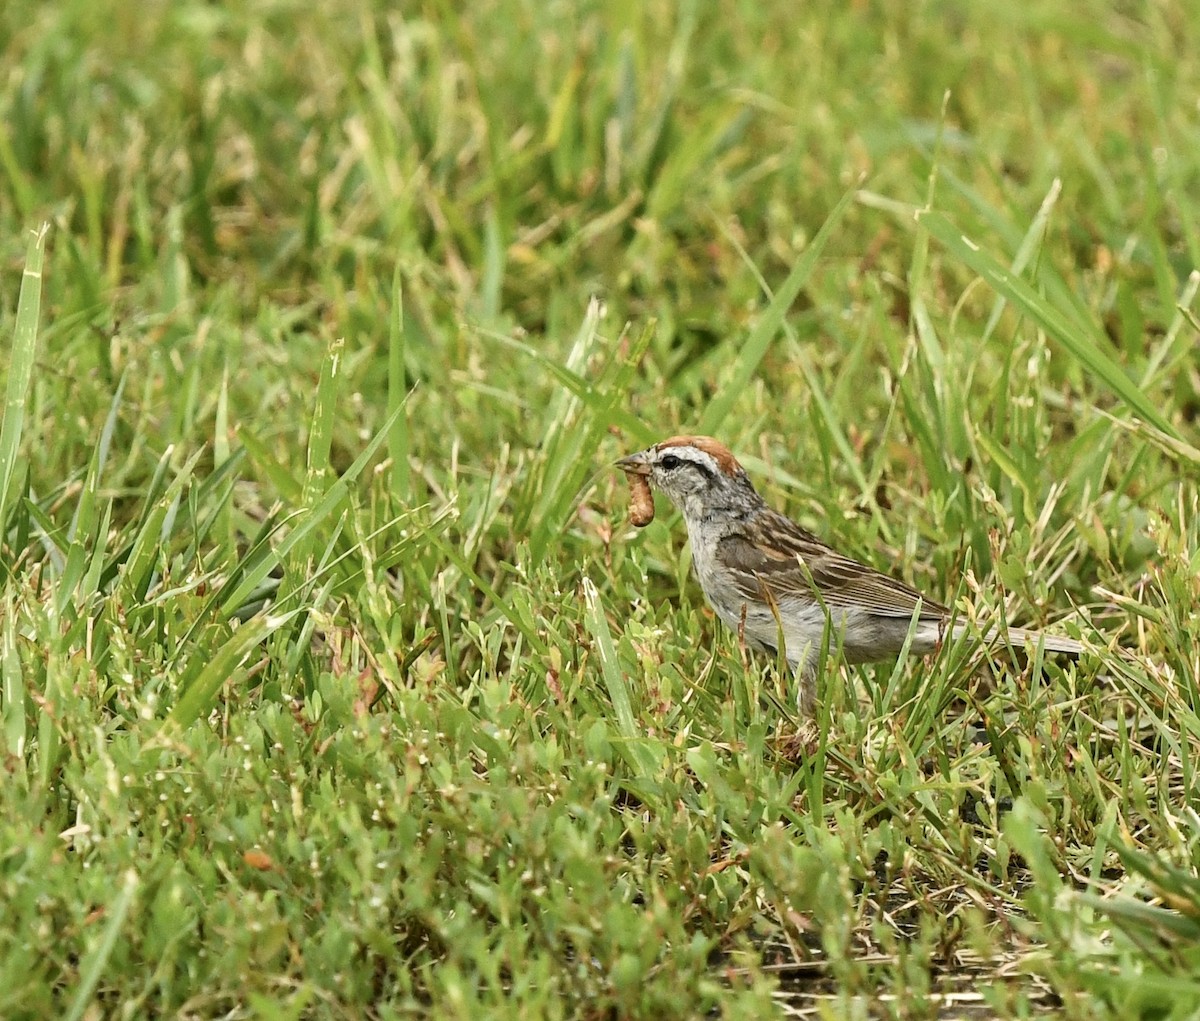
[659, 454, 682, 470]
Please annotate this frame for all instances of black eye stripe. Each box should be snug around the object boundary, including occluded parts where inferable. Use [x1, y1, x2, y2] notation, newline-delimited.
[658, 453, 714, 477]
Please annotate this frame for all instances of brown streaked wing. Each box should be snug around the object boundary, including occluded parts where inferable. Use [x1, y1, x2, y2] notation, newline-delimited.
[715, 510, 948, 620]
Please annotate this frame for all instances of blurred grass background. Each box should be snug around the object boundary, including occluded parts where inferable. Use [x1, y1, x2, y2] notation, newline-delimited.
[2, 0, 1199, 1017]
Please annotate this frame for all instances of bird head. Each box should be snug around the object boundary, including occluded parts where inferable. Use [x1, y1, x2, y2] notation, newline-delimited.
[617, 435, 759, 520]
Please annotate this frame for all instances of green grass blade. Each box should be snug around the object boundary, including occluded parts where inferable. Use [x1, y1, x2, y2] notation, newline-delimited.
[582, 577, 660, 780]
[219, 402, 406, 615]
[1, 596, 24, 763]
[0, 224, 49, 534]
[62, 870, 139, 1021]
[305, 334, 343, 483]
[698, 185, 856, 435]
[917, 209, 1179, 437]
[422, 527, 547, 657]
[239, 426, 304, 502]
[117, 448, 204, 604]
[582, 577, 637, 741]
[168, 609, 303, 728]
[388, 264, 410, 499]
[980, 178, 1062, 344]
[721, 218, 869, 493]
[474, 326, 654, 443]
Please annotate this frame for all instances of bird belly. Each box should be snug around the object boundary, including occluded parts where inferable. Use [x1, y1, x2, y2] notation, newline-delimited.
[779, 604, 941, 671]
[701, 581, 941, 674]
[690, 534, 941, 672]
[837, 614, 941, 663]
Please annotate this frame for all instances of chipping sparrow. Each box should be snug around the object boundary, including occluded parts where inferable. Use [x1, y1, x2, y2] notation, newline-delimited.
[618, 435, 1083, 711]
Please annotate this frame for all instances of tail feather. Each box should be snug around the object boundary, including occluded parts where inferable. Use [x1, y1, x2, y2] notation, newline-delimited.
[953, 624, 1084, 657]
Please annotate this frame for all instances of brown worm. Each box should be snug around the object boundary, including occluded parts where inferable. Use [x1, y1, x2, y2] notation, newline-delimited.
[625, 471, 655, 527]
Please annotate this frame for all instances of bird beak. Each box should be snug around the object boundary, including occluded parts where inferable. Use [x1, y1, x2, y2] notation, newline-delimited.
[615, 450, 652, 477]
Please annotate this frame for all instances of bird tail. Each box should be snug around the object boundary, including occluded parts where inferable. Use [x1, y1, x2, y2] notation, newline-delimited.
[952, 624, 1084, 657]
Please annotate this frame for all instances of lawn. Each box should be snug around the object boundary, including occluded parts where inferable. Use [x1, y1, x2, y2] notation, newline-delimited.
[2, 0, 1200, 1017]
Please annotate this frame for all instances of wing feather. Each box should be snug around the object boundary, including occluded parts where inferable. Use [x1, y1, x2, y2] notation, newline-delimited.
[715, 511, 947, 621]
